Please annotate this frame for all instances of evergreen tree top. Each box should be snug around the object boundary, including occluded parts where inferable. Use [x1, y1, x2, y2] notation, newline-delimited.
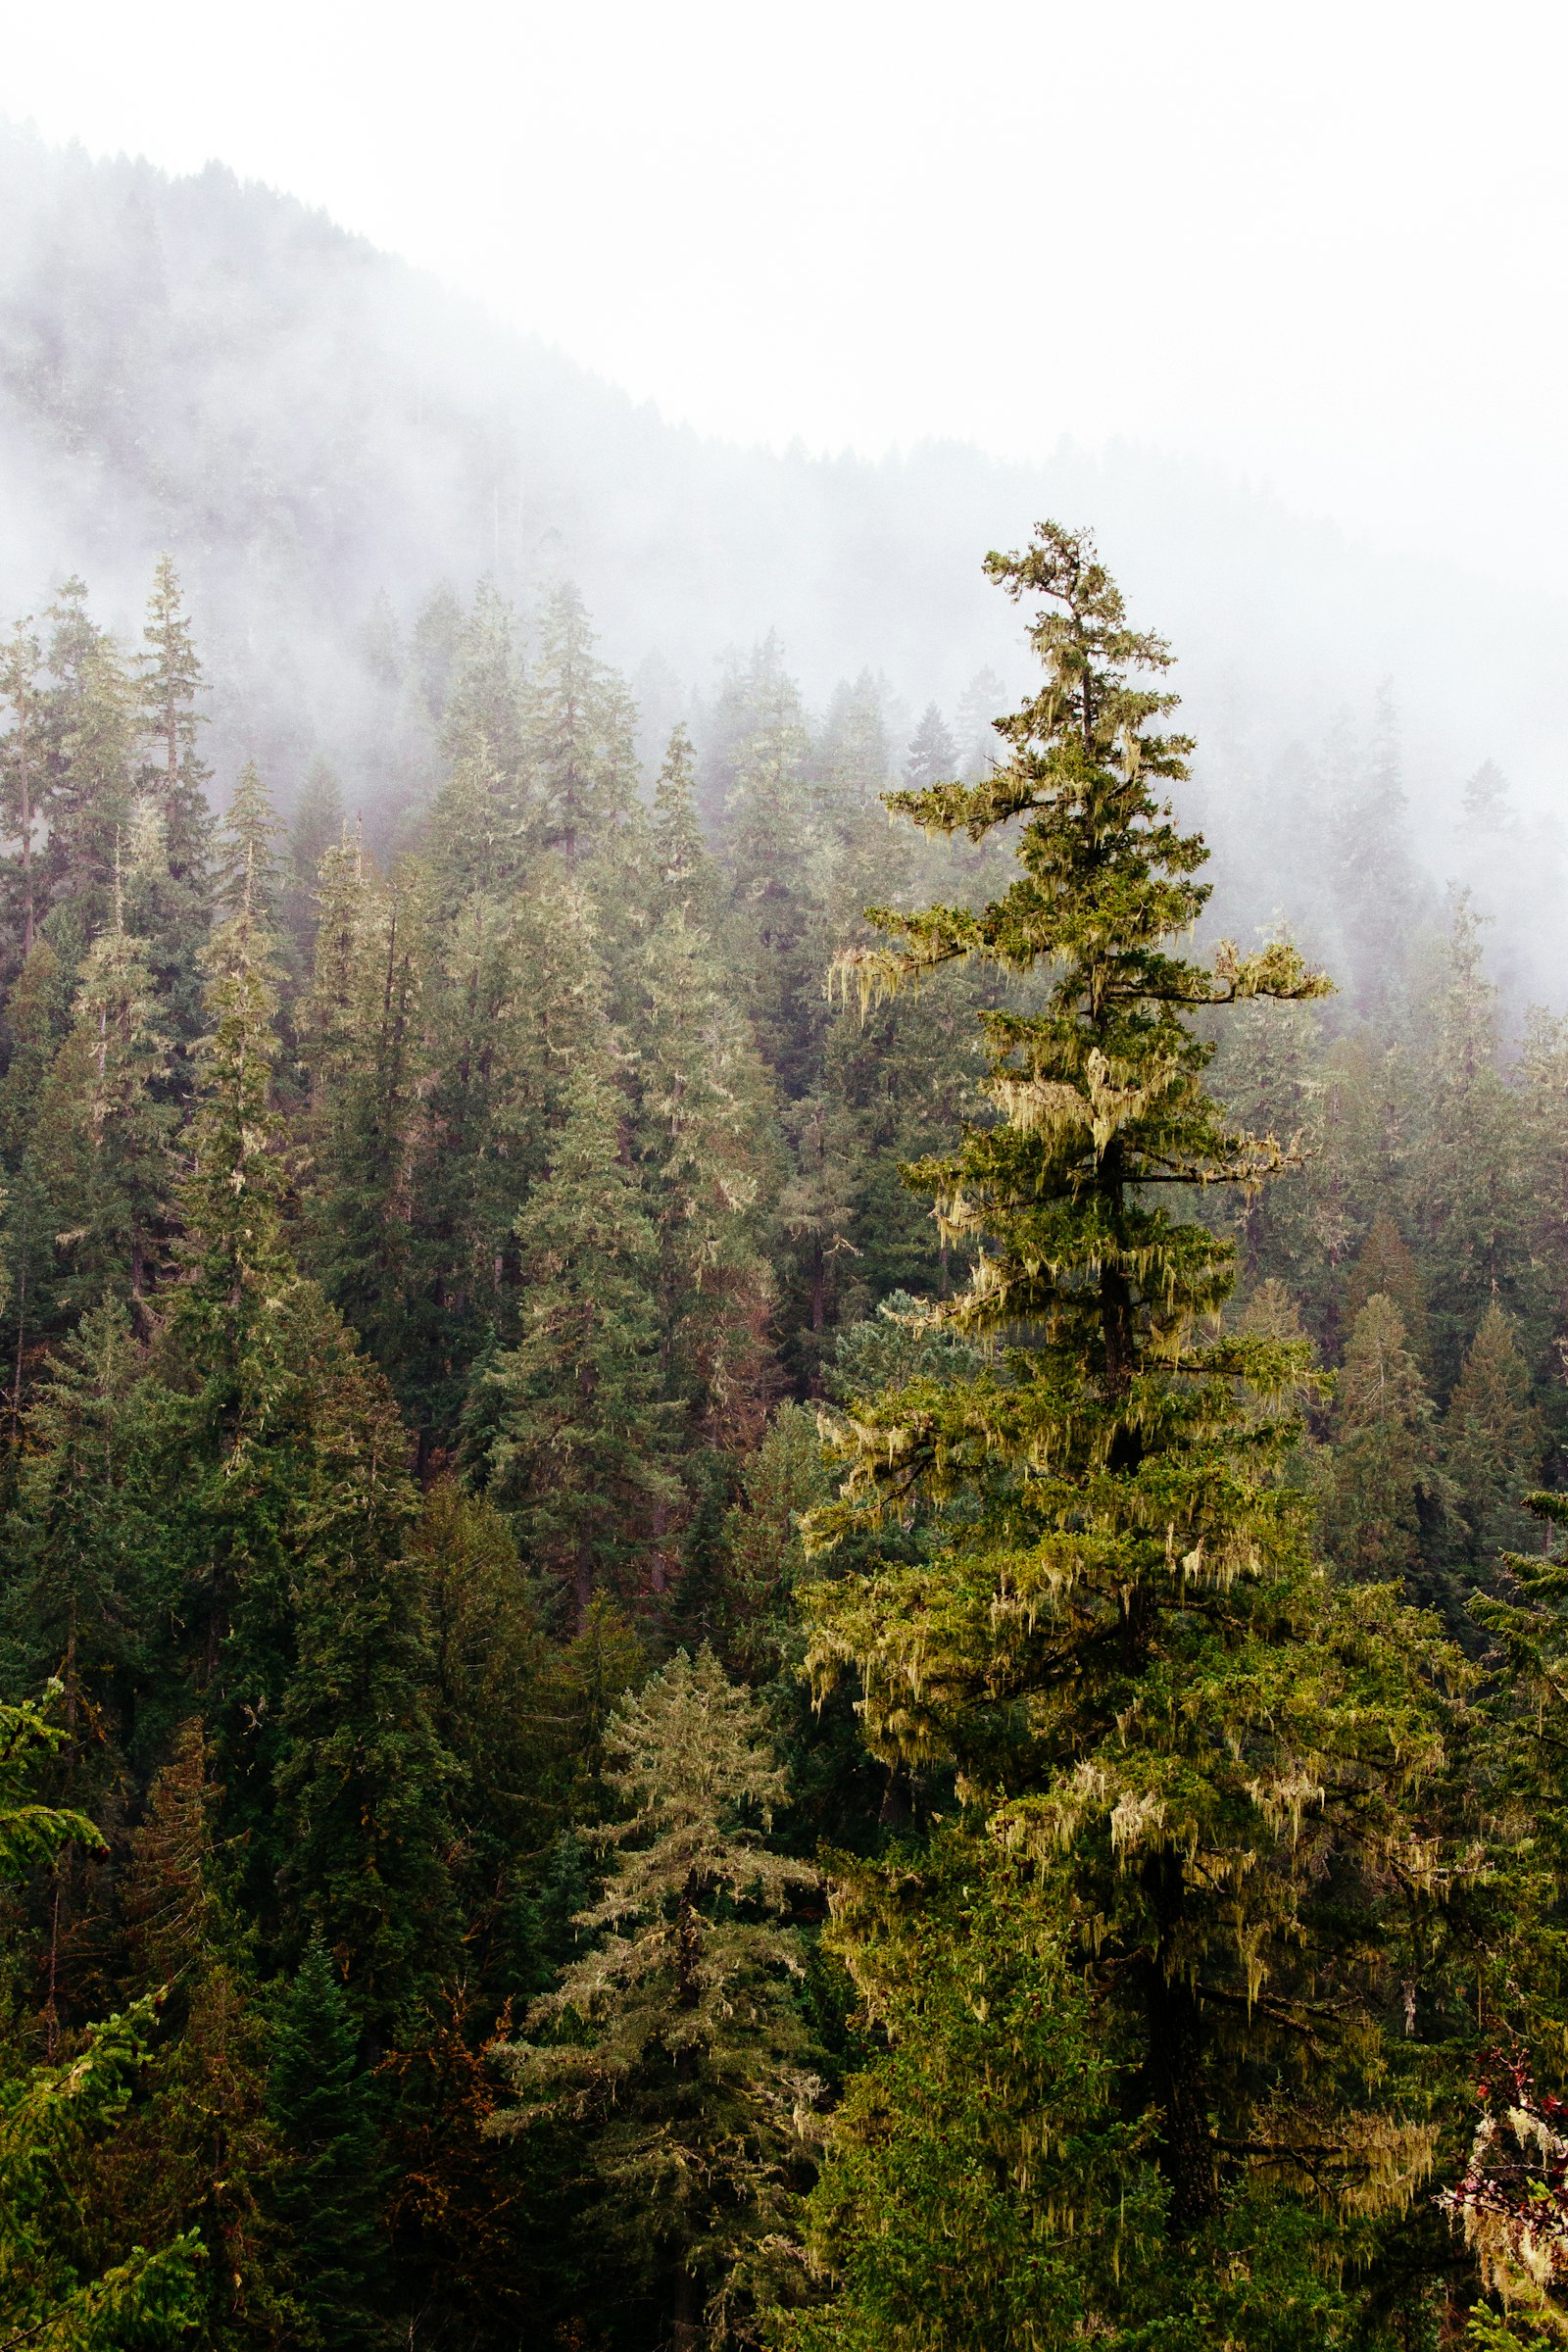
[217, 760, 283, 919]
[822, 523, 1330, 1402]
[651, 721, 711, 908]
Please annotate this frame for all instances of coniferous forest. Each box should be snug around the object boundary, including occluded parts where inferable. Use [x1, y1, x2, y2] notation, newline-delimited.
[8, 512, 1568, 2352]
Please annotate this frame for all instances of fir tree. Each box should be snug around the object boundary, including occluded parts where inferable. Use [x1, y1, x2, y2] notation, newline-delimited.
[442, 576, 526, 783]
[712, 636, 824, 1097]
[784, 1838, 1149, 2352]
[1329, 684, 1425, 1017]
[492, 1648, 821, 2348]
[1460, 759, 1514, 836]
[174, 861, 292, 1386]
[3, 1302, 166, 1800]
[108, 1723, 299, 2347]
[268, 1288, 455, 2025]
[638, 902, 778, 1451]
[46, 590, 138, 943]
[63, 836, 175, 1306]
[302, 856, 427, 1393]
[953, 663, 1006, 782]
[135, 555, 212, 889]
[777, 1094, 865, 1369]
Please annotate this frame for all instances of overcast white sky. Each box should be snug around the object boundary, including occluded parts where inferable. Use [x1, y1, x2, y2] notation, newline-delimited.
[3, 0, 1563, 587]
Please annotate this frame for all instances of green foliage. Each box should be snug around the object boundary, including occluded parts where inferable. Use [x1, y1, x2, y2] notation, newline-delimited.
[780, 1838, 1154, 2352]
[4, 534, 1565, 2349]
[0, 1693, 203, 2349]
[1324, 1293, 1448, 1590]
[805, 524, 1462, 2289]
[266, 1935, 387, 2348]
[0, 2000, 205, 2350]
[494, 1647, 822, 2344]
[472, 1054, 679, 1615]
[0, 1685, 102, 1876]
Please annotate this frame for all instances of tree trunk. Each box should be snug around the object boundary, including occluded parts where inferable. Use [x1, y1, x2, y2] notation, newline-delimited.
[670, 2262, 699, 2352]
[1140, 1849, 1217, 2233]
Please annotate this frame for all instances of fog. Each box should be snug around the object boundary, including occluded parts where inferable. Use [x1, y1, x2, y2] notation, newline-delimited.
[0, 5, 1565, 1005]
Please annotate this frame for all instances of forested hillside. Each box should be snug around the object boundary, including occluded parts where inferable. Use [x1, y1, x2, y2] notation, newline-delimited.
[3, 511, 1568, 2351]
[4, 122, 1568, 1025]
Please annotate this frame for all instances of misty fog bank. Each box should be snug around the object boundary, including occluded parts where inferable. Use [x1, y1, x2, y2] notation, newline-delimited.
[0, 119, 1562, 1008]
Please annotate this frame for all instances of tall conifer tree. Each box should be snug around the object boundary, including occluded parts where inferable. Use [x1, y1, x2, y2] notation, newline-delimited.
[804, 525, 1460, 2277]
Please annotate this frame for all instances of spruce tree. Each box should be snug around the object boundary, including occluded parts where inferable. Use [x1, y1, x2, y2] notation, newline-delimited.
[804, 524, 1460, 2274]
[492, 1648, 821, 2347]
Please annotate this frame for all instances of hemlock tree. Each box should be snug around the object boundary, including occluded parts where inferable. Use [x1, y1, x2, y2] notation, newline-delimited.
[492, 1647, 821, 2349]
[801, 526, 1463, 2306]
